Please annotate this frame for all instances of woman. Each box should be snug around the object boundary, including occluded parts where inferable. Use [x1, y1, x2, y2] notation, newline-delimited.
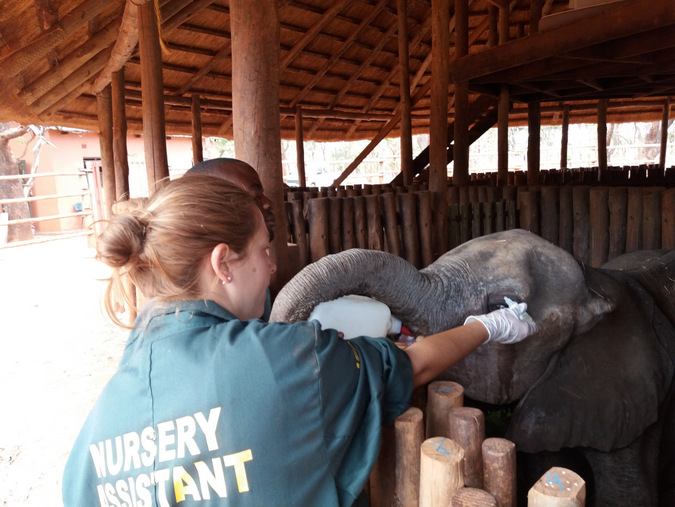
[62, 175, 536, 507]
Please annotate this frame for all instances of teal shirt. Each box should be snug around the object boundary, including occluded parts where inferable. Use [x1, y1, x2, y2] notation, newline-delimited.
[62, 300, 413, 507]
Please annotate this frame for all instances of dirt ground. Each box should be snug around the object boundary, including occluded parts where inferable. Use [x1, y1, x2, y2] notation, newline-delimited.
[0, 236, 127, 506]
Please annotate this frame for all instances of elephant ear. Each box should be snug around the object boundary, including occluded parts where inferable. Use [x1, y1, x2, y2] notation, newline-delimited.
[507, 269, 675, 453]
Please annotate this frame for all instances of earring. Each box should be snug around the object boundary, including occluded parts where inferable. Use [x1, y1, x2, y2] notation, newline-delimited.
[227, 275, 232, 282]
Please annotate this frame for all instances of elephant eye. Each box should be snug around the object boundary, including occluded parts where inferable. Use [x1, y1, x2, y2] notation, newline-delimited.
[488, 296, 523, 312]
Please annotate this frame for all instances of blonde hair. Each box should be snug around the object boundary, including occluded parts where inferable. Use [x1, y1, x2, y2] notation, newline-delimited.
[97, 175, 260, 326]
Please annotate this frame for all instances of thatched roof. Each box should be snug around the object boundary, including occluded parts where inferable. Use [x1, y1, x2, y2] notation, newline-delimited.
[0, 0, 673, 142]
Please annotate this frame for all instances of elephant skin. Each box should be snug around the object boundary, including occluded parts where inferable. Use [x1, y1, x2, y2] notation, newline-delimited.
[270, 229, 675, 506]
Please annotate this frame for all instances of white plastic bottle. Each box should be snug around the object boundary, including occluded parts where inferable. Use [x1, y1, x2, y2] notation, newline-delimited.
[308, 294, 402, 340]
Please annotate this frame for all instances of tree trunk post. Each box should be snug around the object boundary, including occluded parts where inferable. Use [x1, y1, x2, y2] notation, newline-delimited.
[230, 0, 290, 294]
[112, 69, 130, 202]
[191, 94, 203, 164]
[397, 0, 413, 186]
[97, 85, 115, 221]
[295, 105, 306, 187]
[137, 0, 169, 196]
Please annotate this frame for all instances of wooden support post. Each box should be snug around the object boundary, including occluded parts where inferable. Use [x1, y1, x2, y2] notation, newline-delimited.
[111, 70, 130, 202]
[191, 94, 203, 164]
[518, 189, 539, 235]
[137, 0, 169, 196]
[448, 407, 484, 489]
[296, 105, 307, 187]
[527, 467, 585, 506]
[418, 191, 434, 267]
[597, 99, 608, 175]
[96, 85, 115, 221]
[354, 196, 368, 248]
[397, 0, 413, 186]
[559, 186, 573, 254]
[453, 0, 470, 187]
[561, 104, 570, 170]
[589, 187, 609, 267]
[420, 438, 465, 507]
[482, 438, 517, 507]
[426, 381, 464, 438]
[308, 198, 330, 262]
[527, 101, 541, 187]
[430, 0, 450, 255]
[488, 4, 499, 47]
[230, 0, 289, 293]
[341, 196, 355, 251]
[394, 407, 424, 507]
[497, 85, 510, 187]
[660, 98, 670, 170]
[499, 3, 510, 44]
[370, 425, 395, 507]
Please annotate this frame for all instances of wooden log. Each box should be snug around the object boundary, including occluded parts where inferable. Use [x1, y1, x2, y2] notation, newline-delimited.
[111, 69, 130, 201]
[96, 85, 115, 221]
[418, 191, 434, 267]
[589, 187, 609, 267]
[572, 186, 590, 265]
[138, 0, 169, 195]
[328, 197, 342, 254]
[483, 201, 495, 236]
[459, 202, 471, 244]
[482, 438, 517, 507]
[608, 187, 628, 261]
[471, 201, 482, 240]
[419, 438, 465, 507]
[308, 198, 330, 262]
[559, 186, 573, 254]
[397, 0, 413, 186]
[626, 187, 643, 252]
[527, 101, 541, 187]
[191, 94, 203, 164]
[642, 187, 664, 250]
[498, 85, 510, 187]
[354, 196, 368, 249]
[452, 487, 497, 506]
[381, 192, 402, 257]
[527, 467, 585, 507]
[296, 105, 307, 188]
[518, 189, 539, 235]
[399, 192, 421, 268]
[448, 407, 485, 488]
[341, 196, 356, 251]
[426, 381, 464, 438]
[663, 188, 675, 250]
[494, 200, 505, 233]
[597, 99, 608, 174]
[366, 194, 384, 251]
[660, 98, 670, 170]
[448, 202, 461, 250]
[370, 425, 395, 507]
[394, 407, 424, 507]
[291, 199, 308, 268]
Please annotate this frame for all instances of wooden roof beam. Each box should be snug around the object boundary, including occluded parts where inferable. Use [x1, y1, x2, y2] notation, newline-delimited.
[450, 0, 675, 83]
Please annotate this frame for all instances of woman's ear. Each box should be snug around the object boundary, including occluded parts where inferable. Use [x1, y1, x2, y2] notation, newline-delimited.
[210, 243, 233, 283]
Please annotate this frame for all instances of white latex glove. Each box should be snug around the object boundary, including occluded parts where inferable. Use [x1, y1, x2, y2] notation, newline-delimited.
[464, 301, 537, 344]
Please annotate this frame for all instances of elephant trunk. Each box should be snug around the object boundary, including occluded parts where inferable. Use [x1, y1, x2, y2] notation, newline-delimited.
[270, 248, 481, 336]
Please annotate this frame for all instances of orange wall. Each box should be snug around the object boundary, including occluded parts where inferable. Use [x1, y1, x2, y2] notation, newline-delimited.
[10, 129, 195, 233]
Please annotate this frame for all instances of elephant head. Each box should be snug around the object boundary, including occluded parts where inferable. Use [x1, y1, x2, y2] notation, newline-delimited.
[270, 229, 615, 405]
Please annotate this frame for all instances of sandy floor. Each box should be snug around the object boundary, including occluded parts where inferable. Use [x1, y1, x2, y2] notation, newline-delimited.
[0, 236, 127, 506]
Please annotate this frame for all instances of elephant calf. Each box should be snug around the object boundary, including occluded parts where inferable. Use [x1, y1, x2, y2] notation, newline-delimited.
[270, 229, 675, 506]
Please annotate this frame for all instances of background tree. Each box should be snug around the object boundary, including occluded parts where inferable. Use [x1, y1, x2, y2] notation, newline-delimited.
[0, 122, 32, 241]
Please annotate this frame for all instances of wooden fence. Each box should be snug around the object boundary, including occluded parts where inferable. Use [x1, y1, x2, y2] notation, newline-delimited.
[284, 165, 675, 271]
